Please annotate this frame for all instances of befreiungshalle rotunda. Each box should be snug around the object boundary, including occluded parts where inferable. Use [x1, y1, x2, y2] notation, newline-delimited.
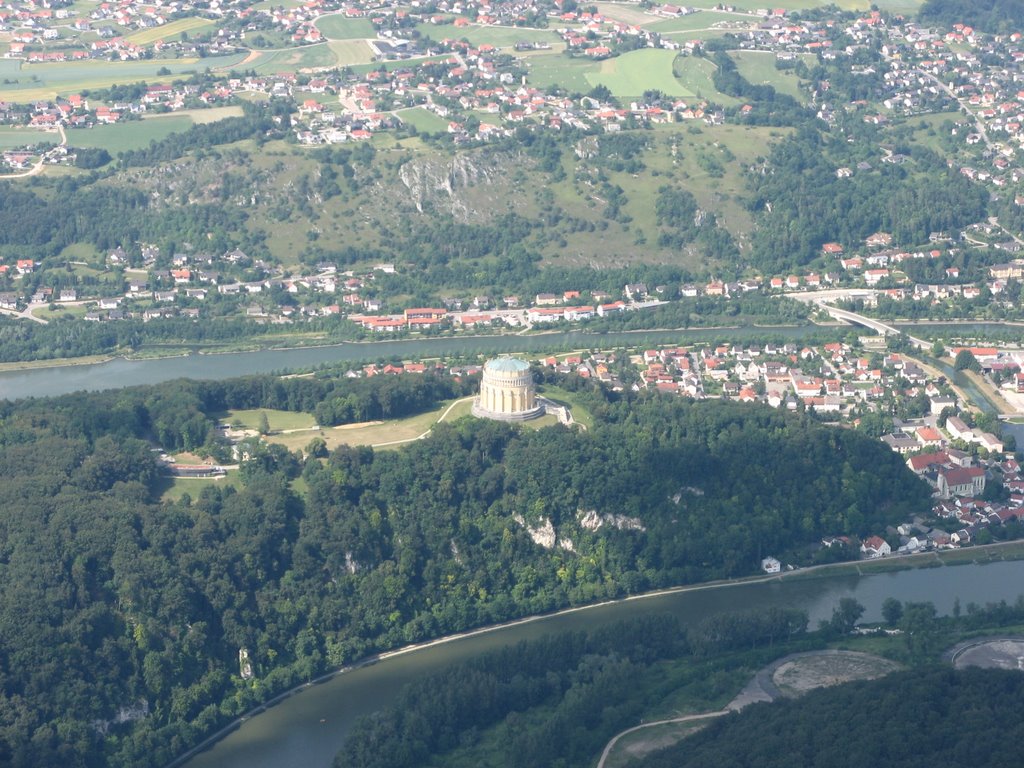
[471, 357, 544, 422]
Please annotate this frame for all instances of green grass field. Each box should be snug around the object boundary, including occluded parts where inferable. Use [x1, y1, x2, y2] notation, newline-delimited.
[648, 10, 756, 34]
[0, 54, 246, 103]
[34, 305, 88, 321]
[673, 55, 739, 104]
[224, 408, 318, 432]
[588, 49, 692, 99]
[415, 22, 557, 49]
[266, 398, 474, 451]
[159, 472, 241, 502]
[315, 15, 375, 40]
[730, 50, 807, 101]
[250, 44, 338, 74]
[592, 2, 656, 26]
[524, 54, 597, 93]
[905, 110, 961, 154]
[59, 243, 103, 263]
[124, 17, 216, 46]
[396, 107, 451, 133]
[144, 105, 245, 124]
[0, 126, 56, 149]
[250, 0, 306, 8]
[66, 117, 194, 152]
[349, 54, 448, 75]
[329, 40, 375, 66]
[537, 384, 595, 430]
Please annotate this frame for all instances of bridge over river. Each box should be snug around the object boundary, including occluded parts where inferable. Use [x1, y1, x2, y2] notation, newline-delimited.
[786, 290, 929, 349]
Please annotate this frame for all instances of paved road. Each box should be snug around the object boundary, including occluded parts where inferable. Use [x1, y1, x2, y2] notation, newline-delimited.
[0, 124, 66, 179]
[0, 302, 48, 325]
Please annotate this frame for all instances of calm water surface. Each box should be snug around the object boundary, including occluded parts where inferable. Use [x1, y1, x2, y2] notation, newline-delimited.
[0, 327, 825, 400]
[183, 559, 1024, 768]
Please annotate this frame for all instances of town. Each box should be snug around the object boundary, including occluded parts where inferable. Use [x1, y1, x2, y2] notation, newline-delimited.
[0, 0, 1022, 193]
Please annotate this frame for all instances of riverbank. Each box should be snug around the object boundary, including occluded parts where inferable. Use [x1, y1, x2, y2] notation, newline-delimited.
[0, 321, 827, 375]
[0, 353, 114, 372]
[169, 538, 1024, 768]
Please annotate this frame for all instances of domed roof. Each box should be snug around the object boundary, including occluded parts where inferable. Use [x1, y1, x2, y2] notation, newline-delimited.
[484, 357, 531, 374]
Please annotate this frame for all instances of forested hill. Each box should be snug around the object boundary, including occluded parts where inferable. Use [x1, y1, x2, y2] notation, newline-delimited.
[919, 0, 1024, 34]
[0, 373, 929, 766]
[747, 128, 989, 272]
[635, 667, 1024, 768]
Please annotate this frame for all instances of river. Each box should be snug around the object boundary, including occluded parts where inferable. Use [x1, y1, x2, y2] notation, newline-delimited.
[182, 558, 1024, 768]
[2, 321, 1020, 402]
[0, 326, 825, 400]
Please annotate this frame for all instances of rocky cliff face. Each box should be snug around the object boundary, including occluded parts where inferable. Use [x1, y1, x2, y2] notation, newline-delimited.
[395, 148, 525, 219]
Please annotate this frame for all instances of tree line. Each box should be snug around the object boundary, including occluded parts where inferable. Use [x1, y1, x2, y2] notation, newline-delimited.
[0, 369, 929, 765]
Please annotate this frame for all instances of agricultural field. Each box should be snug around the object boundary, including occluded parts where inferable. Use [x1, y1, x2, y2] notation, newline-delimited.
[523, 49, 736, 102]
[349, 54, 448, 74]
[65, 117, 194, 153]
[396, 107, 451, 134]
[730, 51, 809, 101]
[0, 54, 246, 103]
[647, 10, 757, 34]
[520, 49, 729, 101]
[0, 126, 56, 149]
[250, 44, 338, 74]
[523, 54, 597, 93]
[414, 22, 557, 49]
[145, 105, 245, 124]
[329, 40, 375, 67]
[249, 0, 306, 8]
[588, 49, 692, 99]
[592, 2, 658, 26]
[315, 15, 375, 40]
[123, 17, 216, 46]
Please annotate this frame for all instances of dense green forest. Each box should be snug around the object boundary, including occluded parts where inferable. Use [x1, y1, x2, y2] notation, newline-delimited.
[0, 314, 348, 363]
[919, 0, 1024, 34]
[0, 370, 928, 766]
[747, 128, 989, 271]
[336, 610, 811, 768]
[337, 595, 1024, 768]
[636, 667, 1024, 768]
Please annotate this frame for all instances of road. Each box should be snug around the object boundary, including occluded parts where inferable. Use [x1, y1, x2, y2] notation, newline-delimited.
[0, 302, 49, 325]
[783, 289, 929, 348]
[595, 711, 728, 768]
[0, 124, 67, 179]
[920, 69, 994, 151]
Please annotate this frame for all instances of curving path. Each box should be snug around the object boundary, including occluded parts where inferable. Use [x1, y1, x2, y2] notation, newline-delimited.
[595, 711, 728, 768]
[0, 124, 66, 179]
[369, 396, 475, 447]
[595, 650, 901, 768]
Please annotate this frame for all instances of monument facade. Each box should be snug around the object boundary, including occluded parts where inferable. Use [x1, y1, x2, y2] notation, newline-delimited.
[472, 357, 544, 421]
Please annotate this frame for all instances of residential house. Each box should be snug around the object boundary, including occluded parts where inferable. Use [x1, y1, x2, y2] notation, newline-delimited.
[860, 536, 892, 558]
